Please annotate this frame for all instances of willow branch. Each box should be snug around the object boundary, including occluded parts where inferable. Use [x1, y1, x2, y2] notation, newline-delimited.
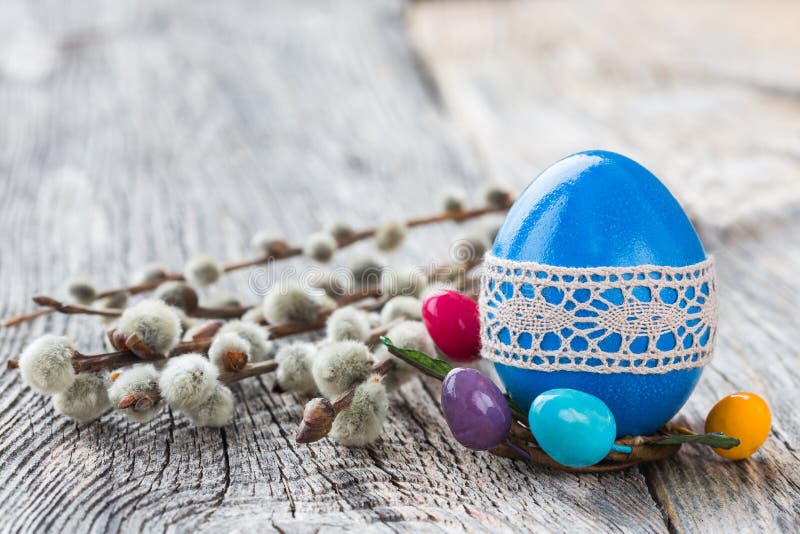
[115, 359, 282, 413]
[2, 201, 509, 328]
[2, 308, 54, 327]
[95, 272, 181, 299]
[32, 294, 254, 321]
[32, 296, 121, 318]
[7, 288, 394, 374]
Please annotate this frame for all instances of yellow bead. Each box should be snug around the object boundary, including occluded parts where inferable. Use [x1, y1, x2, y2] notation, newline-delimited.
[705, 392, 771, 460]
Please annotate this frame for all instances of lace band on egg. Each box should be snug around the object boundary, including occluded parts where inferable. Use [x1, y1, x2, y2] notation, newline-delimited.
[479, 255, 718, 374]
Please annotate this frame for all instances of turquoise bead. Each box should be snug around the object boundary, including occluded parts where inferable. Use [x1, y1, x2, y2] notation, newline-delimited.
[528, 388, 617, 468]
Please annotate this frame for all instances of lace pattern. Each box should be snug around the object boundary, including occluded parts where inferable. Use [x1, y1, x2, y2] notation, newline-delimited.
[479, 254, 718, 374]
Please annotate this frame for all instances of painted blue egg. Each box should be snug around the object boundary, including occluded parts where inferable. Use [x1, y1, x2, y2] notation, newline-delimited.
[481, 150, 717, 437]
[528, 388, 617, 468]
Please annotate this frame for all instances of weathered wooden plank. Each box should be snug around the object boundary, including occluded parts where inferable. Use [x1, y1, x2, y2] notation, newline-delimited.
[642, 224, 800, 532]
[410, 0, 800, 235]
[410, 1, 800, 531]
[0, 0, 668, 532]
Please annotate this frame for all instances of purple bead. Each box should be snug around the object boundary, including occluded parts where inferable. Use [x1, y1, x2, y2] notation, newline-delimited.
[441, 368, 512, 450]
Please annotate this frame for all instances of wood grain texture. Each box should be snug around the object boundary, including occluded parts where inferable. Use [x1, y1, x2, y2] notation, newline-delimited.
[410, 0, 800, 236]
[410, 1, 800, 531]
[0, 1, 671, 533]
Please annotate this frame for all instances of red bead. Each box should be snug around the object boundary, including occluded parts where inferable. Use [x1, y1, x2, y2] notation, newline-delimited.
[421, 290, 481, 362]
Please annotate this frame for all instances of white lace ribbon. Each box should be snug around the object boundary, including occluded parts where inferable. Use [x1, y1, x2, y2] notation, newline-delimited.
[479, 254, 718, 374]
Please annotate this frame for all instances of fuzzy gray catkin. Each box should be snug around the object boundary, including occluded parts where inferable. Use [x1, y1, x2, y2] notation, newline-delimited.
[66, 277, 97, 305]
[451, 234, 487, 263]
[379, 267, 427, 298]
[275, 342, 317, 393]
[309, 270, 347, 299]
[312, 341, 372, 398]
[154, 281, 196, 310]
[52, 373, 111, 423]
[18, 335, 76, 394]
[218, 320, 272, 361]
[208, 332, 250, 371]
[374, 321, 434, 389]
[117, 299, 182, 355]
[366, 311, 383, 328]
[374, 221, 407, 252]
[262, 282, 335, 325]
[97, 291, 128, 310]
[326, 221, 354, 241]
[241, 307, 265, 324]
[379, 296, 423, 324]
[184, 384, 235, 427]
[251, 231, 279, 255]
[326, 307, 370, 342]
[303, 232, 337, 263]
[131, 265, 167, 285]
[158, 353, 219, 411]
[108, 364, 162, 422]
[482, 184, 511, 210]
[330, 378, 389, 446]
[349, 255, 385, 287]
[440, 187, 466, 214]
[184, 254, 221, 287]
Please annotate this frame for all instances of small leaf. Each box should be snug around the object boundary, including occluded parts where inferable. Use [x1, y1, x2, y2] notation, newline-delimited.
[381, 336, 453, 380]
[653, 432, 740, 449]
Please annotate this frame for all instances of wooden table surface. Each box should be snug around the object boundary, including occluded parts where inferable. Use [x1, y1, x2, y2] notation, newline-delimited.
[1, 1, 798, 532]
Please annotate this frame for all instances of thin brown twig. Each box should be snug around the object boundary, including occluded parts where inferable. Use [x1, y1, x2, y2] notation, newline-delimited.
[66, 318, 330, 374]
[17, 253, 475, 327]
[111, 310, 402, 414]
[32, 296, 121, 318]
[2, 308, 53, 328]
[116, 359, 282, 414]
[218, 360, 279, 384]
[7, 257, 475, 382]
[7, 288, 395, 375]
[2, 275, 181, 327]
[333, 206, 505, 247]
[33, 294, 253, 321]
[182, 305, 254, 319]
[2, 201, 509, 328]
[69, 338, 212, 373]
[28, 284, 387, 325]
[95, 273, 181, 299]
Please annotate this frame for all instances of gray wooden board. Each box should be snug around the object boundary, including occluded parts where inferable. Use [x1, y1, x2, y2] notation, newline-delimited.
[0, 0, 797, 531]
[0, 0, 669, 532]
[410, 1, 800, 532]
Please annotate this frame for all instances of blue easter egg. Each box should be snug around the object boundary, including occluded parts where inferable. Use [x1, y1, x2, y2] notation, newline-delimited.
[485, 150, 715, 437]
[529, 388, 617, 468]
